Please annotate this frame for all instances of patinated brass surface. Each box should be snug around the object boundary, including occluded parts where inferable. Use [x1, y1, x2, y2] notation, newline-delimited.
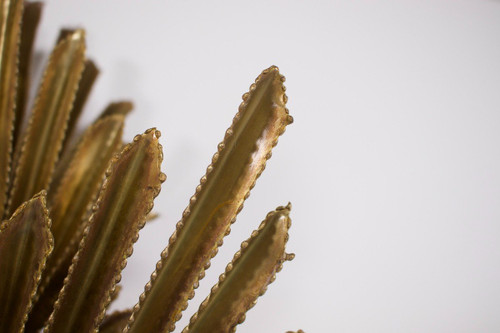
[0, 192, 53, 332]
[0, 1, 304, 332]
[183, 204, 295, 333]
[124, 66, 293, 333]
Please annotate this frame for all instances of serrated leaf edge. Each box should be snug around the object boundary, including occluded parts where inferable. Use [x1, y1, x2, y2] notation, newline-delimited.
[182, 204, 294, 333]
[44, 128, 165, 333]
[124, 66, 293, 333]
[0, 190, 54, 332]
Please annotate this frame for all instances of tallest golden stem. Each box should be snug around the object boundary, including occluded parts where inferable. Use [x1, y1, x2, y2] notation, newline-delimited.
[125, 66, 293, 333]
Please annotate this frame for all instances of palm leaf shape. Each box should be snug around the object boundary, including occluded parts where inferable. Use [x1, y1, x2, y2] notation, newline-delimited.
[0, 1, 304, 332]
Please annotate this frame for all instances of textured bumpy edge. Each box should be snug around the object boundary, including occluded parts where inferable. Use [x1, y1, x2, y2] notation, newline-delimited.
[0, 191, 54, 332]
[7, 29, 86, 213]
[108, 285, 122, 305]
[18, 192, 54, 331]
[49, 101, 132, 198]
[49, 113, 125, 210]
[124, 66, 293, 333]
[32, 112, 125, 312]
[44, 128, 165, 333]
[13, 1, 42, 150]
[182, 204, 294, 333]
[93, 128, 166, 330]
[0, 0, 24, 221]
[62, 59, 99, 149]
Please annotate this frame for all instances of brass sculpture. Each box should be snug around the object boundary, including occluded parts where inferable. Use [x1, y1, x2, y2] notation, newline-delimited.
[0, 1, 303, 332]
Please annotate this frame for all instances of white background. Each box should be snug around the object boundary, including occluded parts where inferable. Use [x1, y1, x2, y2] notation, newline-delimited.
[33, 1, 500, 332]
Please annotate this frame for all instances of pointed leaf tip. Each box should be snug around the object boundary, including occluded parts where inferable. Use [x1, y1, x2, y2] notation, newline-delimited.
[182, 205, 293, 333]
[126, 68, 292, 333]
[8, 27, 86, 213]
[44, 128, 164, 333]
[25, 110, 127, 331]
[0, 191, 53, 333]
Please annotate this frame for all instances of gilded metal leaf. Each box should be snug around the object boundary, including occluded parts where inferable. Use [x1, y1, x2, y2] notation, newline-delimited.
[0, 191, 53, 333]
[125, 66, 293, 333]
[48, 112, 125, 259]
[183, 204, 294, 333]
[25, 109, 126, 331]
[0, 0, 23, 220]
[13, 1, 42, 150]
[8, 29, 86, 214]
[49, 101, 132, 195]
[0, 2, 300, 330]
[44, 128, 165, 333]
[62, 59, 99, 149]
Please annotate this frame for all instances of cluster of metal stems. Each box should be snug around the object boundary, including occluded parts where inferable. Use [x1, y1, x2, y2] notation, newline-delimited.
[0, 1, 304, 332]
